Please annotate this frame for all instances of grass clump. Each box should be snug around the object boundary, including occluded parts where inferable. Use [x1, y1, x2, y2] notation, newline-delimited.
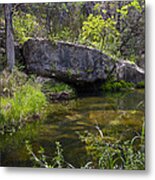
[1, 85, 46, 122]
[0, 84, 46, 134]
[101, 80, 134, 92]
[0, 69, 47, 134]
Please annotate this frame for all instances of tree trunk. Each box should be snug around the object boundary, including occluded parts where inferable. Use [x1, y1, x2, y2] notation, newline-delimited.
[4, 4, 15, 71]
[46, 6, 51, 35]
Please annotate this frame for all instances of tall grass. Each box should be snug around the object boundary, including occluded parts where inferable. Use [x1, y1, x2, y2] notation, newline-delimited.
[1, 84, 46, 123]
[0, 70, 47, 134]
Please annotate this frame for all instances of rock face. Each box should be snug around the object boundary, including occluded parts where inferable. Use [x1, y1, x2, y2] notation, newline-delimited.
[23, 39, 115, 83]
[114, 60, 145, 84]
[23, 39, 144, 89]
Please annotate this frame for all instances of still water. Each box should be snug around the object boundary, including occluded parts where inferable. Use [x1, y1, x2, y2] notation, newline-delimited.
[0, 90, 144, 167]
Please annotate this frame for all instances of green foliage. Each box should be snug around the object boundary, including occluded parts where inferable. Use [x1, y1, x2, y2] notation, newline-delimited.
[79, 14, 121, 58]
[78, 128, 145, 170]
[2, 1, 144, 65]
[1, 84, 46, 126]
[0, 70, 47, 134]
[42, 81, 73, 93]
[52, 141, 64, 168]
[49, 27, 75, 42]
[13, 12, 40, 44]
[136, 81, 145, 89]
[25, 140, 51, 168]
[26, 126, 145, 169]
[9, 1, 144, 64]
[26, 141, 66, 168]
[101, 80, 134, 92]
[117, 0, 142, 16]
[42, 80, 76, 100]
[116, 0, 144, 63]
[51, 83, 73, 93]
[66, 69, 72, 78]
[130, 0, 142, 12]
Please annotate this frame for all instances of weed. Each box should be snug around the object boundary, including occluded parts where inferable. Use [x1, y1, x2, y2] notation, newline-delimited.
[101, 80, 134, 92]
[78, 127, 145, 170]
[26, 124, 145, 169]
[25, 141, 68, 168]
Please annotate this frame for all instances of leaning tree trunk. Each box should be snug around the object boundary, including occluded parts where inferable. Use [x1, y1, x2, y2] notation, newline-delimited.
[4, 4, 15, 71]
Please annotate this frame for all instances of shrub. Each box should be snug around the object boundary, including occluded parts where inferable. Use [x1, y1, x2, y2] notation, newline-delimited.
[136, 81, 145, 89]
[101, 80, 134, 92]
[49, 27, 75, 42]
[13, 12, 41, 44]
[79, 14, 121, 59]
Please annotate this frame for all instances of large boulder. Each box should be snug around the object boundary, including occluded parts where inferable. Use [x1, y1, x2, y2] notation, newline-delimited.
[114, 60, 145, 84]
[23, 39, 115, 84]
[23, 39, 144, 88]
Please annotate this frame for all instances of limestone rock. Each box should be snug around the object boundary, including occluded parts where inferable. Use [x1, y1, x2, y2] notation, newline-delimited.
[23, 39, 115, 84]
[23, 39, 145, 88]
[114, 60, 145, 83]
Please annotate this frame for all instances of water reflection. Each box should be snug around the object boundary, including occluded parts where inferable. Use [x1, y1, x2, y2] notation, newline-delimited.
[0, 90, 144, 167]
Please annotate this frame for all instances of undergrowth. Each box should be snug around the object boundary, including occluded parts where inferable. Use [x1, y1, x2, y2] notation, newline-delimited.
[42, 80, 76, 101]
[78, 127, 145, 170]
[0, 69, 47, 134]
[26, 141, 69, 168]
[101, 80, 134, 92]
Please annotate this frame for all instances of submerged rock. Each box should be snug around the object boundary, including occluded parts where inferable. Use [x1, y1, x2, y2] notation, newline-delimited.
[23, 39, 145, 90]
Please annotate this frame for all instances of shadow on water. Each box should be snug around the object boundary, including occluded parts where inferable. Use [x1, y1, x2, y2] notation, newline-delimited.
[0, 89, 144, 168]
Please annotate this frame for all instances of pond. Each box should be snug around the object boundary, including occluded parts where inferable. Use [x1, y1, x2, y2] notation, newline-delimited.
[0, 90, 144, 168]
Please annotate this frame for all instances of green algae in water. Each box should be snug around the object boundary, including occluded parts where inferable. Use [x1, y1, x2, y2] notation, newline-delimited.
[0, 90, 144, 168]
